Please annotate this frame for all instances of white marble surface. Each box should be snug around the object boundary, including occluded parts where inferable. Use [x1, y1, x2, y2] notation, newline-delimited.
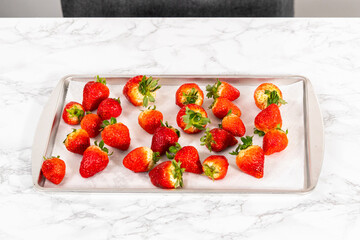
[0, 18, 359, 239]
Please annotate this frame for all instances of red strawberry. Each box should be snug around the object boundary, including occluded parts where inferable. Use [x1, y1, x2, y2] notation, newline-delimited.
[62, 101, 85, 125]
[175, 83, 204, 108]
[176, 104, 210, 134]
[63, 129, 90, 155]
[101, 117, 131, 151]
[123, 147, 160, 172]
[230, 136, 264, 178]
[149, 160, 184, 189]
[254, 103, 282, 134]
[97, 98, 122, 120]
[220, 110, 246, 137]
[138, 106, 164, 134]
[41, 156, 66, 185]
[151, 121, 180, 155]
[200, 128, 238, 152]
[80, 141, 110, 178]
[254, 83, 286, 110]
[82, 76, 110, 111]
[123, 75, 161, 107]
[206, 79, 240, 101]
[166, 143, 203, 174]
[202, 155, 229, 180]
[80, 113, 102, 138]
[263, 128, 288, 155]
[211, 97, 241, 119]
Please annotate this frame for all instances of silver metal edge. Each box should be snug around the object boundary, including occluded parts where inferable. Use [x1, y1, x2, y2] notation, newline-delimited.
[31, 76, 70, 190]
[302, 77, 325, 192]
[32, 74, 324, 194]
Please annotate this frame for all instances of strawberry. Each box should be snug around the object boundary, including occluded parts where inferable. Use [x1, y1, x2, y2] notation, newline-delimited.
[138, 106, 163, 134]
[97, 98, 122, 120]
[166, 143, 203, 174]
[151, 121, 180, 155]
[200, 128, 238, 152]
[149, 160, 184, 189]
[62, 101, 85, 125]
[206, 79, 240, 101]
[101, 117, 131, 151]
[41, 156, 66, 185]
[254, 103, 282, 134]
[80, 113, 102, 138]
[230, 136, 264, 178]
[80, 141, 111, 178]
[202, 155, 229, 180]
[63, 129, 90, 155]
[82, 76, 110, 111]
[220, 110, 246, 137]
[176, 104, 210, 134]
[254, 83, 287, 110]
[211, 97, 241, 119]
[123, 147, 160, 172]
[263, 127, 288, 155]
[123, 75, 161, 107]
[175, 83, 204, 108]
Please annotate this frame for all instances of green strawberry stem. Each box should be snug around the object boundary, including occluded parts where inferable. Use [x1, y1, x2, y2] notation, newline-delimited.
[265, 90, 287, 107]
[138, 75, 161, 107]
[200, 128, 216, 152]
[166, 143, 182, 159]
[95, 140, 112, 156]
[183, 88, 199, 105]
[114, 97, 121, 104]
[96, 75, 107, 85]
[206, 79, 222, 100]
[66, 105, 84, 119]
[161, 121, 181, 138]
[171, 160, 185, 188]
[229, 136, 253, 155]
[254, 129, 265, 137]
[43, 155, 60, 160]
[275, 124, 288, 135]
[203, 164, 219, 181]
[182, 107, 210, 130]
[101, 117, 117, 129]
[153, 152, 161, 164]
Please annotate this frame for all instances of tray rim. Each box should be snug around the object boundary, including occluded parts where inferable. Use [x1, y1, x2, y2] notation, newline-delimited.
[31, 74, 324, 194]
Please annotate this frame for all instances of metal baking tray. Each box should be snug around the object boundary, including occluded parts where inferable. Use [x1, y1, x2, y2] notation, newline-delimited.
[32, 75, 324, 193]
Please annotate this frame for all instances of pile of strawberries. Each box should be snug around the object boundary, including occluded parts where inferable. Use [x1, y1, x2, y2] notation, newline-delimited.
[41, 76, 288, 189]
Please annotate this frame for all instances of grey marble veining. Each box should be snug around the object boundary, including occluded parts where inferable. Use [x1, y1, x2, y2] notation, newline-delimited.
[0, 18, 359, 239]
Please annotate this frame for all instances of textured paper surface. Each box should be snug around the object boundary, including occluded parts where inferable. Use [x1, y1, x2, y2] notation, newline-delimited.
[46, 79, 305, 190]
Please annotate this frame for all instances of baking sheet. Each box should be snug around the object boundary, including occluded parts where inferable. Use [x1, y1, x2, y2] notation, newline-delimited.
[44, 78, 305, 190]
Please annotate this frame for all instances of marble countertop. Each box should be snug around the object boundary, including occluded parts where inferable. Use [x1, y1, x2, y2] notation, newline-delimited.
[0, 18, 359, 239]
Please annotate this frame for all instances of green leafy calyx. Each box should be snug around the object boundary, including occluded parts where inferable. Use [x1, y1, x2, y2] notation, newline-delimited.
[94, 140, 112, 156]
[265, 90, 287, 107]
[183, 88, 199, 105]
[138, 75, 161, 107]
[182, 107, 210, 131]
[66, 105, 84, 119]
[230, 136, 253, 155]
[275, 124, 288, 135]
[101, 117, 117, 129]
[200, 128, 216, 152]
[166, 143, 182, 159]
[152, 152, 161, 164]
[206, 79, 222, 99]
[203, 164, 219, 181]
[43, 155, 60, 161]
[171, 160, 185, 188]
[161, 121, 181, 138]
[254, 128, 265, 137]
[96, 75, 107, 85]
